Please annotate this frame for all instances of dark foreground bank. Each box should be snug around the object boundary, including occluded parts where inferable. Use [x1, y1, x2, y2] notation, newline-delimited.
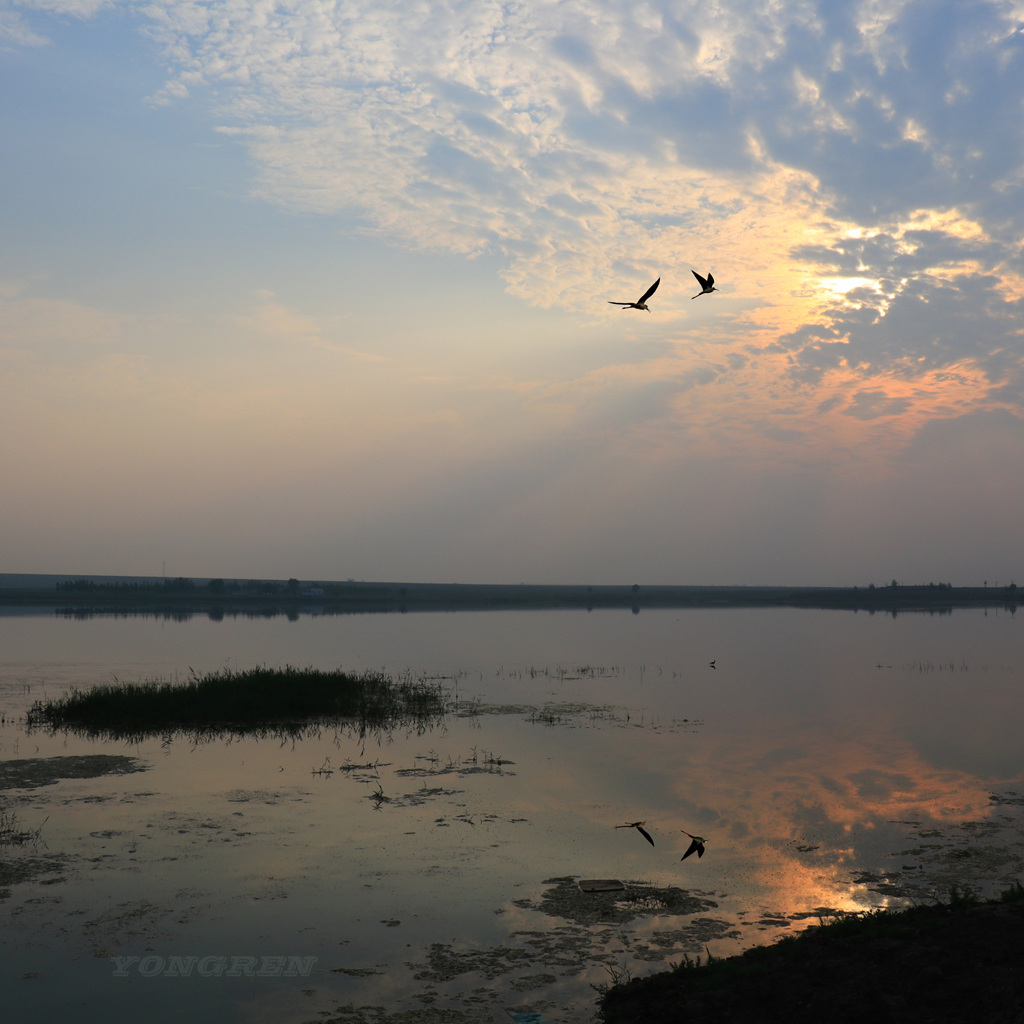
[599, 890, 1024, 1023]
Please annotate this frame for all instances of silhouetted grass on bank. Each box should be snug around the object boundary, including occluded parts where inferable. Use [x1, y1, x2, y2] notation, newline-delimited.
[598, 883, 1024, 1023]
[26, 665, 449, 741]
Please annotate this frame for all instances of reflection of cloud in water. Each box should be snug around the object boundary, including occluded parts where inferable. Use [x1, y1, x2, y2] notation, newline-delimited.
[653, 721, 1017, 912]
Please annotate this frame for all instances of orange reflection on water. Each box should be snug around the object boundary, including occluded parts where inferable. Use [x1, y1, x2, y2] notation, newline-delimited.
[654, 719, 1008, 917]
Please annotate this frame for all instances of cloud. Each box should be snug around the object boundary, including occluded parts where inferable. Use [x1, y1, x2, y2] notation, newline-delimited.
[83, 3, 806, 304]
[843, 389, 911, 420]
[9, 0, 1024, 466]
[1, 9, 48, 47]
[15, 2, 1024, 269]
[14, 0, 114, 18]
[748, 1, 1024, 224]
[778, 215, 1024, 408]
[0, 279, 129, 348]
[103, 0, 1020, 407]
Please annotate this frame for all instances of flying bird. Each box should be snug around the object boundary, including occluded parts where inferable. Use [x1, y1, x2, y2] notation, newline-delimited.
[691, 270, 717, 299]
[608, 277, 660, 311]
[680, 829, 707, 860]
[616, 821, 655, 846]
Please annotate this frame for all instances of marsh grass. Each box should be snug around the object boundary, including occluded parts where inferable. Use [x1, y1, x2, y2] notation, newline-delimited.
[998, 879, 1024, 902]
[600, 881, 1024, 1024]
[0, 804, 47, 847]
[25, 665, 449, 742]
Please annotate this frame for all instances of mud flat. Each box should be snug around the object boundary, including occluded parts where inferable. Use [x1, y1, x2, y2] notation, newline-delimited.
[0, 754, 147, 790]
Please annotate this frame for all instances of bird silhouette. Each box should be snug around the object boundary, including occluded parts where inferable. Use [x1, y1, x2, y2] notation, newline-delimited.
[608, 277, 660, 311]
[616, 821, 655, 846]
[691, 270, 717, 299]
[709, 659, 716, 670]
[680, 829, 706, 859]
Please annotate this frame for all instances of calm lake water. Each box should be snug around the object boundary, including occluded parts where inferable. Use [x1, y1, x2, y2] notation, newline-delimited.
[2, 605, 1023, 1023]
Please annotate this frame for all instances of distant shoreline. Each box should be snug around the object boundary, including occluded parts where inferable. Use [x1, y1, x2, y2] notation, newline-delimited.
[0, 574, 1018, 616]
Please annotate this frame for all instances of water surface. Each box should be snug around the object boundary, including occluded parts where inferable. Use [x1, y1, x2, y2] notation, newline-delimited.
[1, 606, 1022, 1023]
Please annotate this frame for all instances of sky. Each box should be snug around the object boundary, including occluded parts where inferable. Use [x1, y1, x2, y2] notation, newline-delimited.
[2, 0, 1023, 586]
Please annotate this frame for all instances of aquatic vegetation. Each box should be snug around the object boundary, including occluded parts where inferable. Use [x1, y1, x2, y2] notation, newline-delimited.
[0, 804, 47, 847]
[0, 854, 67, 894]
[593, 960, 634, 993]
[25, 666, 450, 742]
[0, 754, 146, 790]
[307, 1006, 489, 1024]
[514, 876, 721, 928]
[1000, 880, 1024, 902]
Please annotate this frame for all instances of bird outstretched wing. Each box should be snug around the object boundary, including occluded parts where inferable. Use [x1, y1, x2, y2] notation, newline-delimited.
[638, 277, 660, 304]
[616, 821, 656, 846]
[681, 838, 704, 860]
[680, 829, 707, 860]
